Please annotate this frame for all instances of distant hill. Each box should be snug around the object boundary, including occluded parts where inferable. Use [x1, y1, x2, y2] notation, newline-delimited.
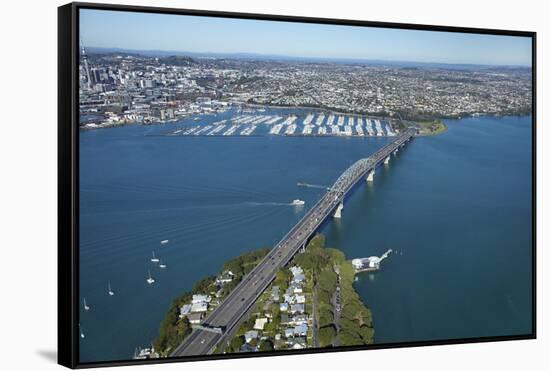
[85, 46, 531, 71]
[158, 55, 198, 66]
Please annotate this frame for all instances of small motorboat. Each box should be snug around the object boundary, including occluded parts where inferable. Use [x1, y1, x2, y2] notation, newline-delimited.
[151, 251, 159, 263]
[146, 270, 155, 285]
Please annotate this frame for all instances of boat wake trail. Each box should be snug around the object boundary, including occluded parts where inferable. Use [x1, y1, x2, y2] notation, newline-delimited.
[244, 201, 295, 207]
[297, 182, 330, 190]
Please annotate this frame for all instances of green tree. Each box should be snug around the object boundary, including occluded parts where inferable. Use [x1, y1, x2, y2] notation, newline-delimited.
[259, 339, 274, 352]
[318, 325, 336, 347]
[318, 269, 337, 294]
[358, 325, 375, 344]
[338, 330, 363, 346]
[227, 335, 244, 353]
[325, 248, 345, 264]
[191, 276, 216, 294]
[306, 234, 325, 250]
[318, 307, 334, 328]
[176, 316, 191, 336]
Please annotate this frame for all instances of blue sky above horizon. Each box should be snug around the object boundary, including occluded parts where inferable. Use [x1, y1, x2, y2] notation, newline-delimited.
[80, 9, 532, 67]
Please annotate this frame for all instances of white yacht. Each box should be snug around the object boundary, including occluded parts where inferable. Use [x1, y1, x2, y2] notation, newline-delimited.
[83, 298, 90, 311]
[160, 240, 169, 245]
[151, 251, 159, 263]
[291, 199, 305, 206]
[108, 282, 115, 296]
[159, 260, 167, 269]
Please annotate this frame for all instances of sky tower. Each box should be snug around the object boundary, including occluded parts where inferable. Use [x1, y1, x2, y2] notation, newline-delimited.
[80, 40, 92, 90]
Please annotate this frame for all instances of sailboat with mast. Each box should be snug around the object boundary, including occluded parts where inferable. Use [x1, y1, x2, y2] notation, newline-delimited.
[151, 251, 159, 263]
[108, 282, 115, 296]
[146, 270, 155, 285]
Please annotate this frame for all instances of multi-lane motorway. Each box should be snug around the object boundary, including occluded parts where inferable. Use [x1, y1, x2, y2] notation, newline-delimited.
[170, 128, 416, 357]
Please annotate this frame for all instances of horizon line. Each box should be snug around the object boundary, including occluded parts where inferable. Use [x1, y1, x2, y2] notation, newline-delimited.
[84, 45, 532, 69]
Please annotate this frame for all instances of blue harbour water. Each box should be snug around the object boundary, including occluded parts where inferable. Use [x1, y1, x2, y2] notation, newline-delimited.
[79, 112, 532, 362]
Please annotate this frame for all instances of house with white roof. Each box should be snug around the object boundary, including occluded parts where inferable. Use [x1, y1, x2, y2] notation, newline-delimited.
[289, 314, 308, 326]
[292, 273, 305, 283]
[191, 294, 211, 304]
[216, 271, 234, 285]
[289, 266, 303, 276]
[290, 303, 305, 314]
[284, 294, 295, 304]
[293, 324, 308, 337]
[288, 283, 303, 294]
[190, 302, 208, 313]
[254, 318, 269, 330]
[179, 304, 192, 318]
[271, 286, 280, 302]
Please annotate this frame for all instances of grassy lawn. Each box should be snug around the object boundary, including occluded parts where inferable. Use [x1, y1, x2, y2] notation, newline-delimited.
[415, 119, 447, 136]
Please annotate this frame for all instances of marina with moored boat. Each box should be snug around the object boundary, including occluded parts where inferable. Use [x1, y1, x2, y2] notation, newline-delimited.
[164, 109, 397, 138]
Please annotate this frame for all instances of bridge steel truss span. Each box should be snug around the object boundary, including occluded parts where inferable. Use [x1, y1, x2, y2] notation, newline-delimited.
[331, 128, 416, 202]
[170, 128, 416, 357]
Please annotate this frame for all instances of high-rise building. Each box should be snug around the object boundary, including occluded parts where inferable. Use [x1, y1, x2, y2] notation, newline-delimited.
[90, 68, 101, 84]
[80, 42, 92, 90]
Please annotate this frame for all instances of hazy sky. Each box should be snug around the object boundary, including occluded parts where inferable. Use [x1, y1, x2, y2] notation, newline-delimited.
[80, 9, 532, 66]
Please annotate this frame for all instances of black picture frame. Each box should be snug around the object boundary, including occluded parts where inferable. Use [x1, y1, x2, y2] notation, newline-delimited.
[58, 2, 537, 368]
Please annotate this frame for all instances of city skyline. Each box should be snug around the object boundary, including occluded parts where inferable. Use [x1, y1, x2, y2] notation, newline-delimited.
[80, 9, 532, 67]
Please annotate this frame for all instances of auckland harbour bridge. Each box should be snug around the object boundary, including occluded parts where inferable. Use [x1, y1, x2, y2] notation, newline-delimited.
[171, 128, 417, 357]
